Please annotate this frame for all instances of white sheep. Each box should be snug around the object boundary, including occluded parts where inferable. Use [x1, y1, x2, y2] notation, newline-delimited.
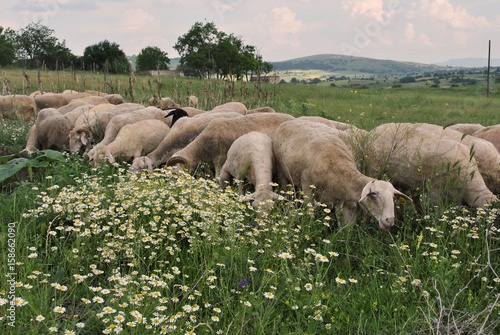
[87, 107, 168, 162]
[69, 103, 145, 155]
[22, 108, 73, 153]
[0, 95, 38, 121]
[446, 123, 485, 135]
[147, 96, 177, 110]
[188, 95, 198, 108]
[130, 111, 243, 171]
[57, 99, 93, 115]
[365, 123, 497, 209]
[298, 116, 357, 131]
[104, 94, 125, 105]
[472, 125, 500, 153]
[244, 106, 276, 115]
[91, 119, 170, 166]
[415, 123, 500, 194]
[219, 131, 278, 214]
[166, 112, 295, 176]
[273, 119, 410, 229]
[34, 93, 70, 110]
[210, 101, 247, 115]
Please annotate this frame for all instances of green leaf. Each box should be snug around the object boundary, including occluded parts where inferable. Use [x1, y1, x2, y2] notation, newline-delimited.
[0, 158, 29, 182]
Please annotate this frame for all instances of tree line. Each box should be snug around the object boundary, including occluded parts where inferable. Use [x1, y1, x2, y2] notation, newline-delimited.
[0, 21, 273, 80]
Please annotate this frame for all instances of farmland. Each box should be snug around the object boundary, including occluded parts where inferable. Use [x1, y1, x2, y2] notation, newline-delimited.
[1, 69, 500, 334]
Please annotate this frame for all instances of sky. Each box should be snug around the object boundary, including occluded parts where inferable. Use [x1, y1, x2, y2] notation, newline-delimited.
[1, 0, 499, 65]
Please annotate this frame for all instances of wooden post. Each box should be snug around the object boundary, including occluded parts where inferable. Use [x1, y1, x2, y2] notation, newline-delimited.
[486, 40, 491, 97]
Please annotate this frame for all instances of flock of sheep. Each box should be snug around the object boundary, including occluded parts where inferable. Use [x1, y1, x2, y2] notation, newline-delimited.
[2, 90, 500, 228]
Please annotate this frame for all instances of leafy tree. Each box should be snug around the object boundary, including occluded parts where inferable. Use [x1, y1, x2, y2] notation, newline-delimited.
[135, 46, 170, 71]
[11, 21, 75, 69]
[174, 21, 219, 78]
[82, 40, 130, 74]
[0, 27, 16, 66]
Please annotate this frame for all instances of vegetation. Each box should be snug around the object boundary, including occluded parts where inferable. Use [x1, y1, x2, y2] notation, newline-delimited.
[1, 69, 500, 334]
[135, 47, 170, 72]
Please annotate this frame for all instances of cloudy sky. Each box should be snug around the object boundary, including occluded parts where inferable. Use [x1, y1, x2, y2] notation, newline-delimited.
[1, 0, 499, 65]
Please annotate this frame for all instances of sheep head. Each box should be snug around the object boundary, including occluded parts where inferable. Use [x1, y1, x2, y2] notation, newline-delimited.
[166, 156, 188, 172]
[358, 180, 411, 229]
[69, 128, 93, 155]
[165, 108, 188, 127]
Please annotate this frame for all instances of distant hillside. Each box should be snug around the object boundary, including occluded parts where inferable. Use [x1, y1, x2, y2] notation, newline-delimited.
[271, 54, 447, 77]
[434, 58, 500, 67]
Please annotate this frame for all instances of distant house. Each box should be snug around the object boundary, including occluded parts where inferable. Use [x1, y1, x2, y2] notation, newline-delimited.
[135, 70, 184, 77]
[250, 75, 280, 84]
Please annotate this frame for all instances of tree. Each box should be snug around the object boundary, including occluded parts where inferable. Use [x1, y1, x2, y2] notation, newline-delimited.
[11, 21, 74, 69]
[82, 40, 129, 74]
[135, 46, 170, 71]
[174, 21, 219, 78]
[0, 27, 16, 66]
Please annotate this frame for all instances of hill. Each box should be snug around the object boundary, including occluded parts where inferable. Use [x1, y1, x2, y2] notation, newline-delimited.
[271, 54, 448, 77]
[434, 58, 500, 67]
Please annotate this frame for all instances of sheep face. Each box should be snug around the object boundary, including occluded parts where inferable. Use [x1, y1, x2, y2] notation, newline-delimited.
[358, 180, 411, 229]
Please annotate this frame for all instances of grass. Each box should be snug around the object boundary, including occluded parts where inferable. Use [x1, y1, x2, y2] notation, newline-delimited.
[0, 69, 500, 334]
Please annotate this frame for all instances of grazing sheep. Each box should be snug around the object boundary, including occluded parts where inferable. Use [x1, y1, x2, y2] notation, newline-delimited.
[57, 99, 93, 115]
[0, 95, 38, 121]
[210, 101, 247, 115]
[365, 123, 497, 210]
[446, 123, 485, 136]
[34, 93, 70, 109]
[69, 103, 145, 155]
[23, 108, 73, 152]
[91, 119, 170, 166]
[245, 106, 276, 114]
[147, 96, 177, 110]
[87, 107, 168, 161]
[164, 107, 206, 127]
[130, 111, 243, 172]
[298, 116, 357, 131]
[219, 131, 278, 215]
[472, 125, 500, 153]
[104, 94, 125, 105]
[188, 95, 198, 108]
[415, 123, 500, 194]
[167, 112, 295, 176]
[273, 120, 411, 228]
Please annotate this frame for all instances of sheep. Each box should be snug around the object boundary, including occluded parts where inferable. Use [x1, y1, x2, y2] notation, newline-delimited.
[0, 95, 38, 121]
[298, 116, 357, 131]
[245, 106, 276, 114]
[446, 123, 485, 136]
[104, 94, 125, 105]
[147, 96, 177, 110]
[210, 101, 247, 115]
[91, 119, 170, 166]
[164, 107, 206, 127]
[23, 108, 74, 152]
[415, 123, 500, 194]
[364, 123, 497, 210]
[472, 125, 500, 153]
[87, 107, 168, 162]
[219, 131, 278, 215]
[69, 103, 145, 155]
[34, 93, 70, 109]
[130, 111, 243, 172]
[57, 99, 93, 115]
[166, 112, 295, 176]
[272, 120, 410, 228]
[187, 95, 198, 108]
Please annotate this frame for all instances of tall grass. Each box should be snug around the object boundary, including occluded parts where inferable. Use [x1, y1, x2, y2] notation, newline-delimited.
[0, 70, 499, 334]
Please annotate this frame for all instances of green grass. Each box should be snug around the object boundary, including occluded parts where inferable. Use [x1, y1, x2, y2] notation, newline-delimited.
[1, 70, 500, 334]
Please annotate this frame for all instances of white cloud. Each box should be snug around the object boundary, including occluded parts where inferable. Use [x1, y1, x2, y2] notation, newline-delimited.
[269, 7, 303, 35]
[404, 23, 415, 41]
[420, 0, 489, 29]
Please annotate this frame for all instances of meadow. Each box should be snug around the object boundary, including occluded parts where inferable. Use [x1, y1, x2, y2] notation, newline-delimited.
[0, 68, 500, 334]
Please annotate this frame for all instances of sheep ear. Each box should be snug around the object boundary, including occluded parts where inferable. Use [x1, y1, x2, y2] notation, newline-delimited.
[359, 182, 374, 203]
[394, 190, 412, 203]
[80, 132, 88, 146]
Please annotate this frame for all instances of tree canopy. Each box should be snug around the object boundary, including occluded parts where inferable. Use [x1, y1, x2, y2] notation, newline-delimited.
[0, 27, 16, 67]
[136, 46, 170, 71]
[9, 21, 75, 69]
[82, 40, 130, 74]
[174, 21, 273, 80]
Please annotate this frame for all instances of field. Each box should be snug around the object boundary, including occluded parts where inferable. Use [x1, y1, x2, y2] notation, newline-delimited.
[1, 69, 500, 334]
